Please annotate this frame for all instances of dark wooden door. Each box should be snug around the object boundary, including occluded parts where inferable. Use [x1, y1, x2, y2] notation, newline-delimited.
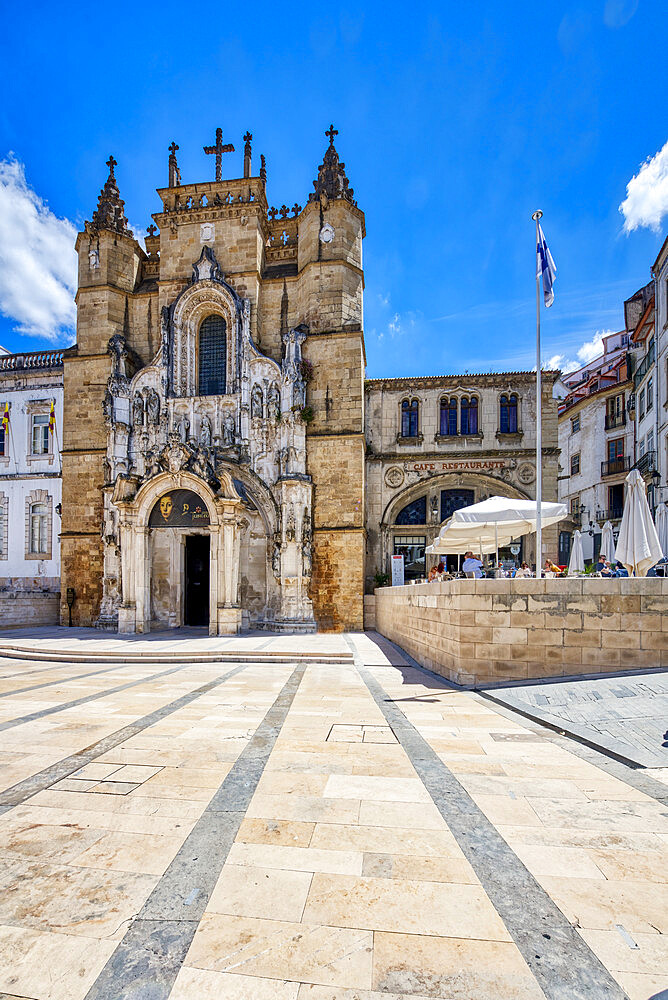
[185, 535, 210, 626]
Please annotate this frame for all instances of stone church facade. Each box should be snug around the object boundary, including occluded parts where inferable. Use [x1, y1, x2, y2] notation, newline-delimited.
[61, 128, 365, 634]
[60, 127, 558, 635]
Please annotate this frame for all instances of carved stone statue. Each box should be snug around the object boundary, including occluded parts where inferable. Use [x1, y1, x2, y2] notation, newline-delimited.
[200, 415, 212, 447]
[147, 388, 160, 425]
[132, 391, 145, 427]
[294, 378, 306, 409]
[190, 446, 213, 480]
[160, 306, 170, 366]
[285, 507, 296, 542]
[251, 384, 263, 419]
[102, 389, 113, 424]
[302, 509, 312, 577]
[108, 334, 128, 377]
[268, 381, 280, 418]
[177, 414, 190, 444]
[272, 539, 281, 577]
[161, 435, 191, 473]
[222, 412, 235, 447]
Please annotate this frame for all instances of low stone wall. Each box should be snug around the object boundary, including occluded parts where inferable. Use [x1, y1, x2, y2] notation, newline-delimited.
[0, 590, 61, 629]
[363, 595, 376, 631]
[374, 578, 668, 686]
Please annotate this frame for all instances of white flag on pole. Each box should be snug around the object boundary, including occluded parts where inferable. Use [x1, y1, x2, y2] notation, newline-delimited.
[536, 222, 556, 308]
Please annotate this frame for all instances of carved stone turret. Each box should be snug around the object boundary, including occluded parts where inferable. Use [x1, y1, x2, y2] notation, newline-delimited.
[88, 156, 132, 235]
[309, 125, 355, 205]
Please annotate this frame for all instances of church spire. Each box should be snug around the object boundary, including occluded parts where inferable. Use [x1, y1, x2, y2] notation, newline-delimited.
[89, 155, 132, 235]
[308, 124, 355, 205]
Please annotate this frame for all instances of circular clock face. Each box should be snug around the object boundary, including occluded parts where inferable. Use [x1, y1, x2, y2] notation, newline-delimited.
[319, 223, 335, 244]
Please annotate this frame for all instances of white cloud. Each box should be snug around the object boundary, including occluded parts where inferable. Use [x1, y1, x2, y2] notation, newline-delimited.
[619, 140, 668, 233]
[0, 155, 78, 343]
[546, 330, 612, 374]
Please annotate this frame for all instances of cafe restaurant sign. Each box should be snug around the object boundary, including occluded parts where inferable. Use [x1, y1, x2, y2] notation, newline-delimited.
[406, 459, 514, 474]
[149, 490, 211, 527]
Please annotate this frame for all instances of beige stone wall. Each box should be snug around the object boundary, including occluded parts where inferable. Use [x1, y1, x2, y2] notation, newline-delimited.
[311, 529, 365, 631]
[375, 578, 668, 686]
[0, 591, 60, 629]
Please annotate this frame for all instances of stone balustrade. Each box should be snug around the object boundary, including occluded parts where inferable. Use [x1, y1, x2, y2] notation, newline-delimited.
[374, 577, 668, 686]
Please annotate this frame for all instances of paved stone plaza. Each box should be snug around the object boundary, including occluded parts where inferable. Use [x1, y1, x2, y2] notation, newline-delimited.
[0, 630, 666, 999]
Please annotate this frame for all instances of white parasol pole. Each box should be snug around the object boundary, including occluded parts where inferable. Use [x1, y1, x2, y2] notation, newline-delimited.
[532, 210, 543, 579]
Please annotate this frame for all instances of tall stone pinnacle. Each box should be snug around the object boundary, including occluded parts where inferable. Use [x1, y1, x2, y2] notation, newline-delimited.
[89, 155, 132, 235]
[309, 125, 355, 205]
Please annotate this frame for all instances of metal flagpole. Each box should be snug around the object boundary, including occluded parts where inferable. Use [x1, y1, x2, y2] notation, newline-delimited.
[532, 210, 543, 579]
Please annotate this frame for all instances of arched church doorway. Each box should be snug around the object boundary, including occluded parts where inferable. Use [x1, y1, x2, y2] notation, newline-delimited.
[148, 488, 213, 629]
[185, 535, 210, 626]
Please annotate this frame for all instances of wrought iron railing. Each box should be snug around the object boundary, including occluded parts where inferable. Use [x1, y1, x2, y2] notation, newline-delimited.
[633, 343, 655, 388]
[595, 508, 624, 522]
[604, 411, 626, 430]
[635, 451, 656, 476]
[601, 456, 631, 477]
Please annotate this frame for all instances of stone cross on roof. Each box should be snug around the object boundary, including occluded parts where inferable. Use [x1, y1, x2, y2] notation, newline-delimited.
[106, 155, 117, 175]
[325, 124, 338, 144]
[203, 128, 235, 182]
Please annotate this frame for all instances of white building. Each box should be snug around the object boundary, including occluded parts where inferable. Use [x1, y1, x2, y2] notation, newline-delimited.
[0, 347, 63, 625]
[654, 235, 668, 501]
[625, 283, 657, 495]
[557, 332, 633, 563]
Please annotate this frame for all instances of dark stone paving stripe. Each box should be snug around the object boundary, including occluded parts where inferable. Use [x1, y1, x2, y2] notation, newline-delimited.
[345, 636, 628, 1000]
[0, 662, 250, 815]
[83, 662, 306, 1000]
[0, 662, 138, 700]
[376, 632, 668, 806]
[0, 661, 198, 734]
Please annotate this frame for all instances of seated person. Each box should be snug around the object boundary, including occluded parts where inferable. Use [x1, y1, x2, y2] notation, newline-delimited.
[544, 558, 562, 576]
[595, 553, 607, 574]
[515, 561, 533, 578]
[462, 551, 483, 578]
[600, 560, 614, 577]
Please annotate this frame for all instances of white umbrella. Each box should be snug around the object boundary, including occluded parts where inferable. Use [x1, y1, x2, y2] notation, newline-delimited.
[614, 469, 663, 576]
[567, 529, 585, 575]
[655, 503, 668, 559]
[600, 521, 615, 565]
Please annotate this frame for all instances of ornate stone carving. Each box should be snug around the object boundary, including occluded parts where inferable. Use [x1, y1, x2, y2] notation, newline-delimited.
[285, 507, 296, 542]
[200, 415, 212, 446]
[177, 414, 190, 443]
[268, 381, 280, 418]
[146, 388, 160, 425]
[384, 466, 404, 489]
[517, 463, 535, 485]
[132, 391, 145, 427]
[192, 245, 222, 283]
[222, 412, 235, 447]
[251, 384, 263, 419]
[302, 508, 312, 577]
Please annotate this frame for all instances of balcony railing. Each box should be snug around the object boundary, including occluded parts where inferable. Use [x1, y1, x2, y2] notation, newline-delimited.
[635, 451, 656, 477]
[0, 350, 64, 371]
[633, 344, 655, 388]
[604, 411, 626, 430]
[595, 508, 624, 522]
[601, 456, 631, 477]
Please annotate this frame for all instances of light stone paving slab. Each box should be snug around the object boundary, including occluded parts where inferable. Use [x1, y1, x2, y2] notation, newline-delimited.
[1, 634, 667, 998]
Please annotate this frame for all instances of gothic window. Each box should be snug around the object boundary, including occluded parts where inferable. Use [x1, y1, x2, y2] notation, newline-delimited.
[198, 314, 227, 396]
[395, 495, 427, 525]
[439, 397, 457, 436]
[499, 393, 518, 433]
[460, 396, 478, 435]
[400, 399, 419, 438]
[440, 489, 474, 522]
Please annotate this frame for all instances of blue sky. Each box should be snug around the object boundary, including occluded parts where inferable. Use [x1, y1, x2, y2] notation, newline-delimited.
[0, 0, 667, 377]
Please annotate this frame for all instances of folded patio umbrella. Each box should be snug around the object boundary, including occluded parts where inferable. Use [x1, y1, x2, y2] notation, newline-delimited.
[614, 469, 663, 576]
[600, 520, 615, 564]
[567, 529, 585, 575]
[654, 503, 668, 559]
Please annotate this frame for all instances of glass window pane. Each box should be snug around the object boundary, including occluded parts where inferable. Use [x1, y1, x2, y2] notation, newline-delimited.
[393, 535, 426, 580]
[395, 496, 427, 525]
[198, 315, 227, 395]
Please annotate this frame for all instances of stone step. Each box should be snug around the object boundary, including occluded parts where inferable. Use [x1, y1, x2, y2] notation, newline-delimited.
[0, 646, 354, 665]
